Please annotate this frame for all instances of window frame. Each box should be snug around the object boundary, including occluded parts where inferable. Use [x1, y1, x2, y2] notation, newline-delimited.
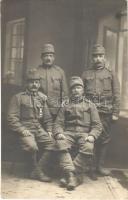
[3, 18, 26, 86]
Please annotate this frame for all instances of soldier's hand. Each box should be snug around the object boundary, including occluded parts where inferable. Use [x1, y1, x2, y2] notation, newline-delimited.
[40, 93, 47, 101]
[48, 132, 53, 138]
[22, 130, 32, 137]
[56, 133, 66, 140]
[112, 115, 119, 121]
[85, 135, 95, 143]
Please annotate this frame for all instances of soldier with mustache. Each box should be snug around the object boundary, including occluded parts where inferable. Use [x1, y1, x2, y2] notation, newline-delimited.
[7, 69, 76, 189]
[7, 69, 55, 182]
[37, 43, 68, 121]
[82, 44, 120, 176]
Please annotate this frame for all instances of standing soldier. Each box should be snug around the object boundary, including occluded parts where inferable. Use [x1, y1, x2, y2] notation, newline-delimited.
[37, 43, 68, 120]
[53, 77, 102, 189]
[82, 44, 120, 176]
[7, 69, 55, 182]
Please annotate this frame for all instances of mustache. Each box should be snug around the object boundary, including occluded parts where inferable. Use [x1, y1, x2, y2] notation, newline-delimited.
[45, 59, 51, 62]
[95, 61, 102, 64]
[30, 86, 38, 89]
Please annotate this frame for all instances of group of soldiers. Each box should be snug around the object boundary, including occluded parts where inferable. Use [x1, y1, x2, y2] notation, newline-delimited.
[7, 43, 120, 191]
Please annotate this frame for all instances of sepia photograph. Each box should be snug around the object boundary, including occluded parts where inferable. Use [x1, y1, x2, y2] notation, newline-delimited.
[1, 0, 128, 199]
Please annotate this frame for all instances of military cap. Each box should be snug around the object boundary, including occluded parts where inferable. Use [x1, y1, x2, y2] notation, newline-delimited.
[92, 44, 105, 55]
[69, 76, 84, 88]
[41, 43, 55, 54]
[26, 69, 40, 80]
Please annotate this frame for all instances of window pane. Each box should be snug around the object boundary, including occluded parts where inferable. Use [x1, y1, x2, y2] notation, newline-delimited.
[12, 23, 24, 35]
[11, 48, 17, 58]
[20, 23, 25, 35]
[21, 48, 24, 59]
[10, 60, 16, 71]
[20, 36, 24, 47]
[12, 36, 24, 48]
[17, 47, 21, 59]
[12, 36, 17, 47]
[15, 61, 23, 85]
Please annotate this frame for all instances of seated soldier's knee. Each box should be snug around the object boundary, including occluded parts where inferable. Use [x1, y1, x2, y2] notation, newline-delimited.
[22, 143, 38, 152]
[20, 136, 38, 152]
[81, 142, 94, 155]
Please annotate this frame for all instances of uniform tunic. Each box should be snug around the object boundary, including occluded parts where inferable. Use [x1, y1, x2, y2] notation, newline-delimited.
[53, 97, 102, 155]
[7, 90, 54, 152]
[82, 67, 120, 143]
[37, 65, 68, 117]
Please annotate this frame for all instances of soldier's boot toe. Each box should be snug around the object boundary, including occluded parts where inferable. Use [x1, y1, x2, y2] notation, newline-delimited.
[67, 174, 84, 191]
[88, 171, 98, 181]
[66, 172, 77, 191]
[30, 170, 52, 182]
[76, 174, 84, 186]
[97, 167, 111, 176]
[60, 178, 67, 188]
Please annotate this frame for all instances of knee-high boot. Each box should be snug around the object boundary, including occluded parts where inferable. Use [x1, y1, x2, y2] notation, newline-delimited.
[97, 144, 111, 176]
[59, 151, 77, 190]
[88, 155, 97, 180]
[30, 151, 52, 182]
[73, 153, 86, 185]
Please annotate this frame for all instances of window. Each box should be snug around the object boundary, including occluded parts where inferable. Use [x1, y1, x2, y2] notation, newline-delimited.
[104, 11, 128, 110]
[104, 28, 118, 72]
[3, 18, 25, 85]
[117, 28, 128, 110]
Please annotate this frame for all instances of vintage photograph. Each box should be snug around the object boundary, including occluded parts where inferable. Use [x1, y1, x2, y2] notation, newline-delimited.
[1, 0, 128, 199]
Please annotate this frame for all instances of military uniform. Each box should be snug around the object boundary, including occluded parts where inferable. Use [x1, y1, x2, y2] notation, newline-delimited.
[37, 44, 68, 119]
[82, 67, 120, 118]
[54, 97, 102, 152]
[54, 77, 102, 186]
[8, 70, 76, 186]
[82, 44, 120, 175]
[8, 90, 54, 152]
[37, 65, 68, 117]
[7, 69, 56, 182]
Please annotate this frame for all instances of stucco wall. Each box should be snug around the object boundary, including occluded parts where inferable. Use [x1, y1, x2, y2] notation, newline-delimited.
[26, 0, 77, 77]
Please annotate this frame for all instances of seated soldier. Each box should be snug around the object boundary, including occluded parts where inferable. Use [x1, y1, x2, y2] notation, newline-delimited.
[7, 69, 76, 190]
[7, 69, 55, 182]
[53, 76, 102, 188]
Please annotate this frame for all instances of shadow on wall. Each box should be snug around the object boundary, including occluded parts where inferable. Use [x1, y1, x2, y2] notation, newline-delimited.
[107, 116, 128, 169]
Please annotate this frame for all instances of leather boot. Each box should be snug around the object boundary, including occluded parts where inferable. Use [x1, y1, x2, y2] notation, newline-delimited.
[60, 177, 67, 188]
[97, 166, 111, 176]
[30, 168, 52, 182]
[30, 151, 52, 182]
[76, 173, 84, 185]
[66, 172, 77, 191]
[73, 153, 85, 187]
[88, 156, 97, 181]
[97, 144, 111, 176]
[60, 173, 82, 189]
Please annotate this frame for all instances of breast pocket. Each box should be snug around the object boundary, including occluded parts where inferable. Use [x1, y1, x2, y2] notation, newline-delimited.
[85, 76, 95, 91]
[52, 77, 60, 90]
[103, 76, 112, 91]
[20, 103, 33, 119]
